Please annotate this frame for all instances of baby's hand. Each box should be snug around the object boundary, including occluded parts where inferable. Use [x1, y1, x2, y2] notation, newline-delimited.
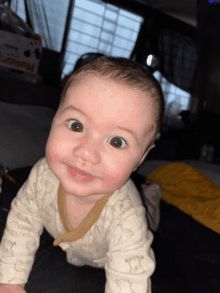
[0, 284, 26, 293]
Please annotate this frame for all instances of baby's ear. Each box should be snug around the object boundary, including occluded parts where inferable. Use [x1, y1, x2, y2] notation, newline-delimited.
[139, 144, 155, 166]
[134, 143, 155, 172]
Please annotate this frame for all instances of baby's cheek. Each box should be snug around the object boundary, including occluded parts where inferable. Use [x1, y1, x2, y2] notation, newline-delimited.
[105, 177, 119, 184]
[59, 140, 72, 152]
[104, 173, 129, 190]
[49, 148, 63, 163]
[46, 141, 61, 164]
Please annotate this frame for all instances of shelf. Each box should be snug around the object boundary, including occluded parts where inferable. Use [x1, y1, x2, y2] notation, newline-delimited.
[0, 66, 41, 83]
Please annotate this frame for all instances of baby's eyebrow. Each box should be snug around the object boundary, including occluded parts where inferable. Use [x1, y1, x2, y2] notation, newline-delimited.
[62, 106, 138, 142]
[116, 126, 138, 143]
[60, 105, 86, 117]
[60, 104, 156, 143]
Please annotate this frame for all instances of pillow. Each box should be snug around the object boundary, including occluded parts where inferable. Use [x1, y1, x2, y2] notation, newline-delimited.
[137, 160, 220, 188]
[147, 162, 220, 235]
[179, 159, 220, 188]
[0, 102, 55, 170]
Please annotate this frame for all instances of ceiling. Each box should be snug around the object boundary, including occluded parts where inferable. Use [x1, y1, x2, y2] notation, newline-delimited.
[135, 0, 197, 27]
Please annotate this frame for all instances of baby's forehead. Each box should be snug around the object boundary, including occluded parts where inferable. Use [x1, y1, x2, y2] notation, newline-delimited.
[62, 72, 156, 115]
[67, 72, 153, 98]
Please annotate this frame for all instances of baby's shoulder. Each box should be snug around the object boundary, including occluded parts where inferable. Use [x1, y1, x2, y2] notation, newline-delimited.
[106, 179, 143, 215]
[32, 157, 56, 179]
[26, 157, 59, 191]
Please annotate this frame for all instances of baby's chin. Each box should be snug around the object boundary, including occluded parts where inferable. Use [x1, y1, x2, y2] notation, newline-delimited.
[65, 189, 111, 205]
[63, 178, 123, 200]
[63, 180, 108, 197]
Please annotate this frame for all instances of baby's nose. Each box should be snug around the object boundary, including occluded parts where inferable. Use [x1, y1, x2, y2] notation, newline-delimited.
[73, 142, 101, 164]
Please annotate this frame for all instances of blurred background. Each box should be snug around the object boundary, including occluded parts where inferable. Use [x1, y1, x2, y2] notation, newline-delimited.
[0, 0, 220, 165]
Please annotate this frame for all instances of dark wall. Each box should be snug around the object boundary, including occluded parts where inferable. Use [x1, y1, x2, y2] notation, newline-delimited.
[193, 0, 220, 116]
[38, 48, 62, 88]
[0, 75, 61, 110]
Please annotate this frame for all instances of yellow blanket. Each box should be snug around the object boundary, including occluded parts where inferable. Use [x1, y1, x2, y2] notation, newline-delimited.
[147, 162, 220, 234]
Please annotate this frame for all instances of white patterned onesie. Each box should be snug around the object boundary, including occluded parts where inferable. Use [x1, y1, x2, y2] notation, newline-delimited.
[0, 157, 155, 293]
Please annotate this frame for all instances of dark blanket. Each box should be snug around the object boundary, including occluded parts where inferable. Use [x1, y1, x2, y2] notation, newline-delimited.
[1, 167, 220, 292]
[151, 200, 220, 293]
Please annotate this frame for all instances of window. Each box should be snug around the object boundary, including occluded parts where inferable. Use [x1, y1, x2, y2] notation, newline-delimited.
[11, 0, 26, 22]
[62, 0, 143, 78]
[154, 71, 191, 128]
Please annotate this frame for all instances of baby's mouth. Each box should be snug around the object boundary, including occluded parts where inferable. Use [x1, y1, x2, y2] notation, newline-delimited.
[68, 166, 95, 181]
[72, 166, 92, 176]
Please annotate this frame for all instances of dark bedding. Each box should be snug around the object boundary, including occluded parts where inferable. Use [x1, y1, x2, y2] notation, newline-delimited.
[1, 167, 220, 292]
[152, 200, 220, 293]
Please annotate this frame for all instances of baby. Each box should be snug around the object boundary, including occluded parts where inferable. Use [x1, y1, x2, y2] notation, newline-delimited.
[0, 56, 164, 293]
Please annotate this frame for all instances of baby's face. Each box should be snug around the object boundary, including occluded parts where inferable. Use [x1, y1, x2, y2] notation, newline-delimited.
[46, 75, 156, 204]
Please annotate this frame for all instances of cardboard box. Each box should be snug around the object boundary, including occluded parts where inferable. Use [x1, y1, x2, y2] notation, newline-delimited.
[0, 29, 42, 74]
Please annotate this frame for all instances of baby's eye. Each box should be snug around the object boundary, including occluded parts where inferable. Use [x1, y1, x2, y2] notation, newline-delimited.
[67, 119, 84, 132]
[108, 136, 127, 149]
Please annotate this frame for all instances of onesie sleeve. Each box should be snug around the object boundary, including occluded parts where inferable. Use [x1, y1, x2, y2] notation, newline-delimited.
[105, 206, 155, 293]
[0, 159, 44, 285]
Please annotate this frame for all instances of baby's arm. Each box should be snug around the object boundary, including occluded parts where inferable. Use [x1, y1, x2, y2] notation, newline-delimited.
[0, 159, 44, 287]
[0, 283, 26, 292]
[105, 206, 155, 293]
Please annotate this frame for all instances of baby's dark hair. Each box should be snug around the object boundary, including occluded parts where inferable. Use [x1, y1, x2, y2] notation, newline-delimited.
[60, 55, 165, 145]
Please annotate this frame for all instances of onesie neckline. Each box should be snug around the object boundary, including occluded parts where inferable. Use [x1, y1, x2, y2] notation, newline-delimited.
[53, 184, 113, 246]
